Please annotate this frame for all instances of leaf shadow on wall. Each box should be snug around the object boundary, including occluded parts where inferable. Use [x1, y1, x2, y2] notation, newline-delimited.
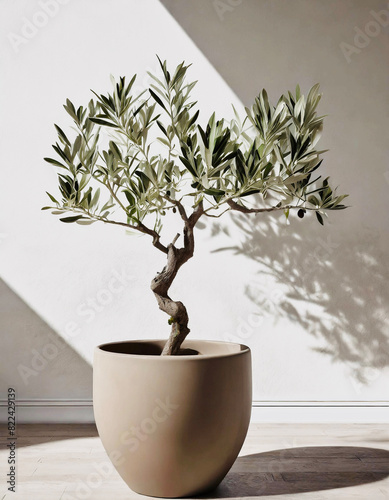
[204, 212, 389, 384]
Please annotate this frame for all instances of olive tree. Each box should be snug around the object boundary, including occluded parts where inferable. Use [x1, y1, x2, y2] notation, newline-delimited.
[43, 57, 347, 355]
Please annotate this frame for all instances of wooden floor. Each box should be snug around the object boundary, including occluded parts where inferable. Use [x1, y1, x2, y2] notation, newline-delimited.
[1, 424, 389, 499]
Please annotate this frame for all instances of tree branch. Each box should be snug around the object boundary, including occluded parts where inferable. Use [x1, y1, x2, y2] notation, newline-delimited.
[96, 178, 168, 253]
[171, 233, 180, 246]
[105, 179, 130, 217]
[163, 195, 188, 222]
[135, 222, 168, 254]
[226, 199, 317, 214]
[49, 204, 169, 255]
[101, 215, 168, 254]
[204, 207, 231, 218]
[188, 200, 204, 227]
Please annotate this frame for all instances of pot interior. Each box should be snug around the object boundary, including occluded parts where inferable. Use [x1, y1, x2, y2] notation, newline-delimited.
[98, 339, 248, 357]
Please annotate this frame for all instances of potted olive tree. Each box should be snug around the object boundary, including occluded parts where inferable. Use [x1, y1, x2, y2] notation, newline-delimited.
[44, 58, 347, 497]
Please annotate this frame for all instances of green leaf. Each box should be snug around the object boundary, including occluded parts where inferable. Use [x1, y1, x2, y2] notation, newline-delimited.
[198, 125, 208, 148]
[109, 141, 122, 161]
[64, 99, 77, 120]
[149, 89, 166, 111]
[156, 120, 168, 137]
[284, 172, 310, 185]
[53, 144, 70, 163]
[59, 215, 86, 223]
[89, 117, 117, 128]
[330, 204, 348, 210]
[316, 212, 324, 225]
[240, 189, 261, 197]
[133, 101, 147, 117]
[156, 55, 170, 84]
[157, 137, 170, 147]
[90, 188, 100, 208]
[179, 156, 197, 177]
[289, 132, 297, 159]
[208, 112, 216, 150]
[135, 170, 151, 190]
[203, 188, 225, 196]
[73, 135, 82, 157]
[44, 157, 67, 169]
[54, 124, 70, 146]
[124, 190, 135, 206]
[147, 72, 165, 88]
[262, 162, 274, 178]
[188, 109, 199, 129]
[46, 191, 59, 204]
[235, 150, 247, 183]
[76, 219, 96, 225]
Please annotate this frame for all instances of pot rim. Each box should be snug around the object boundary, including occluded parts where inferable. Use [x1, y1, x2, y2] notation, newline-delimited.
[95, 339, 250, 360]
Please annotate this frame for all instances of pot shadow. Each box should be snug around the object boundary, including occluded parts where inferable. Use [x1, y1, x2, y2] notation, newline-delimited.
[206, 212, 389, 384]
[200, 446, 389, 498]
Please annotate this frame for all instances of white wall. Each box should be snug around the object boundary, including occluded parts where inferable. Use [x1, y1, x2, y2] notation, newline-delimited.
[0, 0, 388, 422]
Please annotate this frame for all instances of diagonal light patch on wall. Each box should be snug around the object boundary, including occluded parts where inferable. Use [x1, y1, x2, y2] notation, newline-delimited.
[0, 0, 244, 368]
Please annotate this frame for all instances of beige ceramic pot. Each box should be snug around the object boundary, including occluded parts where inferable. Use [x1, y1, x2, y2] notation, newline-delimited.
[93, 339, 252, 498]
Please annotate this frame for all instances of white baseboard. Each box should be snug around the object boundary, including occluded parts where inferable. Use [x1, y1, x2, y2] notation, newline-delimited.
[251, 401, 389, 423]
[0, 399, 95, 424]
[0, 400, 388, 424]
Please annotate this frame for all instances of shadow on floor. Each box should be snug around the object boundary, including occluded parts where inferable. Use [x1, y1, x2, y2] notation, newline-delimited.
[203, 446, 389, 497]
[0, 424, 98, 449]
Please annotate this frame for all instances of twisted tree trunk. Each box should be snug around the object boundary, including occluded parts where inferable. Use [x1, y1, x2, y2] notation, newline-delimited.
[151, 202, 203, 355]
[151, 244, 190, 355]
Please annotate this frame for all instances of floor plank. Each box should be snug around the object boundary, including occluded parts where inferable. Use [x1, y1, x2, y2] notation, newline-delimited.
[0, 424, 388, 499]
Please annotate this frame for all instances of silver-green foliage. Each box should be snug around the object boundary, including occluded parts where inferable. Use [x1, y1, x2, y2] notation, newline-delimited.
[43, 57, 347, 238]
